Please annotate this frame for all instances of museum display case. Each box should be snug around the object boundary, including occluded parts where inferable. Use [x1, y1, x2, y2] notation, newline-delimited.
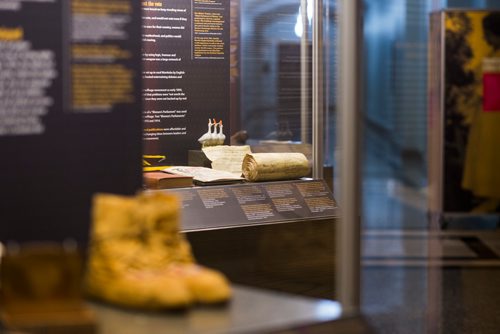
[0, 0, 367, 332]
[428, 9, 500, 225]
[138, 0, 349, 316]
[138, 0, 346, 303]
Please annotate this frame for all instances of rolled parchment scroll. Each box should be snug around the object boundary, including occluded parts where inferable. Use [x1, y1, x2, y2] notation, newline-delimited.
[242, 153, 310, 182]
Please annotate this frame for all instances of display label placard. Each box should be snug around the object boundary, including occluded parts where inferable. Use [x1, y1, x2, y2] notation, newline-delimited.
[165, 179, 338, 231]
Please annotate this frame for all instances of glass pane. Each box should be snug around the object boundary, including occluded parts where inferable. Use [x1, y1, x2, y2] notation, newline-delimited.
[361, 0, 500, 332]
[240, 0, 337, 179]
[241, 0, 310, 142]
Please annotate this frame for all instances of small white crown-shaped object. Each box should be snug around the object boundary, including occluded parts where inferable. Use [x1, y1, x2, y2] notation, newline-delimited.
[198, 119, 215, 147]
[198, 118, 225, 147]
[216, 120, 226, 146]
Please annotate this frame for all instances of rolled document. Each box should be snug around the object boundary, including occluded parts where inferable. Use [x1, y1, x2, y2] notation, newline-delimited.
[242, 153, 310, 182]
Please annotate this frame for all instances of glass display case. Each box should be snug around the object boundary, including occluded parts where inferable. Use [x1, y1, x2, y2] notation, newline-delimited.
[140, 0, 345, 308]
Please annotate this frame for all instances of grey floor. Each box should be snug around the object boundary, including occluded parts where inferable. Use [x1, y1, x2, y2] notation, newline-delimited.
[363, 266, 500, 334]
[361, 178, 500, 334]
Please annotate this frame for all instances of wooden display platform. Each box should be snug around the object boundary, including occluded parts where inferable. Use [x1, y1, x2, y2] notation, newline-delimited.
[1, 308, 96, 334]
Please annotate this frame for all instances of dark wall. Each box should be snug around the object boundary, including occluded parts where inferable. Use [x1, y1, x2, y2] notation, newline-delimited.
[0, 1, 143, 246]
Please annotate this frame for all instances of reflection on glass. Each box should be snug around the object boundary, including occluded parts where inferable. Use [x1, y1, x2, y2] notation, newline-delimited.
[314, 300, 343, 320]
[240, 0, 337, 174]
[361, 0, 500, 333]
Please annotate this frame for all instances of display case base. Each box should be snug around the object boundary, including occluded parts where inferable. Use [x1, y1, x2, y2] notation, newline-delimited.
[186, 218, 336, 300]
